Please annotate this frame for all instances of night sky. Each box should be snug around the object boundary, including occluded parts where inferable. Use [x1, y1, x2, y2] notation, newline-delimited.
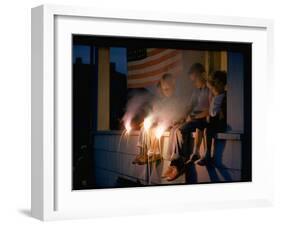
[73, 45, 128, 75]
[110, 48, 128, 75]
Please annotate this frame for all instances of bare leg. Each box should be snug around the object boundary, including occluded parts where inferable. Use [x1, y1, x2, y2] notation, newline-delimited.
[196, 128, 212, 166]
[132, 127, 148, 164]
[193, 129, 203, 156]
[166, 125, 177, 160]
[186, 129, 202, 163]
[205, 128, 212, 160]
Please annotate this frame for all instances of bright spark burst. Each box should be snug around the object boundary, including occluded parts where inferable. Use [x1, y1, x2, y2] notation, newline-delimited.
[144, 116, 153, 131]
[155, 125, 165, 139]
[125, 121, 132, 134]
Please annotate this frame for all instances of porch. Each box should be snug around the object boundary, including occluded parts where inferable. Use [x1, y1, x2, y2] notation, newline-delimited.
[92, 130, 243, 188]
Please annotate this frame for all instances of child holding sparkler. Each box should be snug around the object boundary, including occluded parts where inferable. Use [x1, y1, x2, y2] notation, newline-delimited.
[131, 82, 163, 165]
[132, 73, 179, 165]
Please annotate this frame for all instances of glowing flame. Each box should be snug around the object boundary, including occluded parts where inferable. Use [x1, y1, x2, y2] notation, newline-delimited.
[144, 116, 153, 131]
[155, 125, 165, 139]
[125, 121, 132, 134]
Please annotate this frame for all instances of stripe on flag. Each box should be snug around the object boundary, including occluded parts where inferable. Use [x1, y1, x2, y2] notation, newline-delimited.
[127, 48, 184, 88]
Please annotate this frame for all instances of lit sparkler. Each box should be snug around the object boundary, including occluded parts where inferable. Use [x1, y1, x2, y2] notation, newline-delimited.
[118, 120, 132, 152]
[144, 116, 153, 132]
[125, 121, 132, 134]
[155, 125, 165, 139]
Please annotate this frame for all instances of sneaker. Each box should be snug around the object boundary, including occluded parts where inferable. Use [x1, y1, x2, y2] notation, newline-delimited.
[166, 166, 180, 181]
[132, 154, 142, 164]
[138, 155, 148, 165]
[162, 166, 173, 178]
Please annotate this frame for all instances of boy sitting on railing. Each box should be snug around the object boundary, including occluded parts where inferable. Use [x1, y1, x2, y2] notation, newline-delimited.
[163, 63, 210, 181]
[196, 71, 227, 166]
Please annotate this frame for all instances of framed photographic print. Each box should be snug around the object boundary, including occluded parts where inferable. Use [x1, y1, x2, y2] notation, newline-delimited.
[31, 4, 274, 220]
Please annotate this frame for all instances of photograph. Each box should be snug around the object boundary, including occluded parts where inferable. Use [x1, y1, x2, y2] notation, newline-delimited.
[72, 35, 252, 190]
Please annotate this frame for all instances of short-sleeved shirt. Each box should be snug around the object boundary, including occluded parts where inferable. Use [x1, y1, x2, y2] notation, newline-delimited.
[189, 86, 210, 114]
[209, 93, 225, 117]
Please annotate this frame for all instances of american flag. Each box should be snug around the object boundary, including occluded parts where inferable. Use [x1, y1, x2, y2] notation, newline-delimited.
[127, 48, 184, 88]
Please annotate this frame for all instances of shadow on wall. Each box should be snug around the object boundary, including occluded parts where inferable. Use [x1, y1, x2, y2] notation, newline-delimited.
[185, 139, 233, 184]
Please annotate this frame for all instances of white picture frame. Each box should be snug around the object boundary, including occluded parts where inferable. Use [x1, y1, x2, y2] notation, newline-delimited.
[31, 4, 274, 221]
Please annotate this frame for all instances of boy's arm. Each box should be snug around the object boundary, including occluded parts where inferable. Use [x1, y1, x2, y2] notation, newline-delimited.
[192, 110, 209, 119]
[183, 104, 194, 123]
[209, 96, 223, 117]
[185, 91, 196, 117]
[186, 105, 193, 116]
[185, 110, 209, 123]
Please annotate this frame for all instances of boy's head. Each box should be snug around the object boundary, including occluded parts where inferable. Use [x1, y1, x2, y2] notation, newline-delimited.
[207, 71, 227, 95]
[159, 73, 176, 97]
[188, 63, 206, 88]
[155, 81, 163, 97]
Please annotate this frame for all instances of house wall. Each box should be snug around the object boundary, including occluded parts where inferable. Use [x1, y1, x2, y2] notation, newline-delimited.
[227, 52, 244, 132]
[92, 131, 242, 188]
[175, 50, 207, 101]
